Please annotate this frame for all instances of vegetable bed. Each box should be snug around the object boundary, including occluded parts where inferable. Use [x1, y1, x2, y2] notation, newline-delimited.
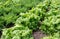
[0, 0, 60, 39]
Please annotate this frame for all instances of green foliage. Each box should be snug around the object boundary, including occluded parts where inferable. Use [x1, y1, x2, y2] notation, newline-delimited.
[1, 25, 34, 39]
[16, 0, 50, 30]
[39, 0, 60, 34]
[0, 0, 42, 29]
[16, 13, 40, 30]
[40, 15, 60, 34]
[42, 32, 60, 39]
[0, 17, 5, 30]
[1, 0, 60, 39]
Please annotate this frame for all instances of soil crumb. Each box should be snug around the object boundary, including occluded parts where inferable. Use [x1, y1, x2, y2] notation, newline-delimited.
[33, 30, 46, 39]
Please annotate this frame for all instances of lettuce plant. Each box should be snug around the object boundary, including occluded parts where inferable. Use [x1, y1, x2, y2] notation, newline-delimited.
[39, 0, 60, 34]
[42, 32, 60, 39]
[16, 13, 40, 30]
[1, 25, 34, 39]
[40, 15, 60, 34]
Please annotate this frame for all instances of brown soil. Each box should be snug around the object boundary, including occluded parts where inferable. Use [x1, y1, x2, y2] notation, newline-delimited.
[33, 30, 46, 39]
